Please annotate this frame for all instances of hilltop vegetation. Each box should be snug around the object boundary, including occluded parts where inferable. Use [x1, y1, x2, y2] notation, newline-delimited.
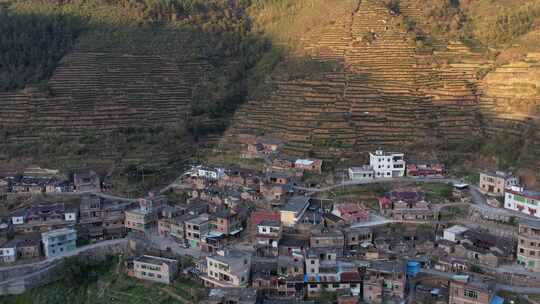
[462, 0, 540, 48]
[0, 10, 83, 91]
[7, 0, 270, 115]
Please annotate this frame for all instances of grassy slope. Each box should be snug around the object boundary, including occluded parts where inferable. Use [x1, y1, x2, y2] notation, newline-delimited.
[0, 257, 205, 304]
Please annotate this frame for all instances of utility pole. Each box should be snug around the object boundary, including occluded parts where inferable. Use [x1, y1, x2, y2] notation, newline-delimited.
[138, 165, 145, 189]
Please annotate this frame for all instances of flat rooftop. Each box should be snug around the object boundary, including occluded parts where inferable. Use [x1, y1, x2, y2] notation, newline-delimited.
[282, 196, 310, 213]
[135, 255, 177, 267]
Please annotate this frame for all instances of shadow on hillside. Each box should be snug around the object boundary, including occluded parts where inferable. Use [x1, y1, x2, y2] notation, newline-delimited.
[0, 2, 344, 193]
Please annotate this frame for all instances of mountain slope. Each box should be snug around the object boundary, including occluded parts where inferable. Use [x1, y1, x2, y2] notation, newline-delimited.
[0, 0, 270, 192]
[228, 0, 485, 159]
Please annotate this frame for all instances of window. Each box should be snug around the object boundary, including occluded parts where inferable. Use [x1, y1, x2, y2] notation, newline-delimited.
[520, 248, 525, 253]
[464, 289, 479, 299]
[531, 251, 536, 256]
[310, 260, 315, 265]
[157, 274, 162, 279]
[332, 283, 339, 288]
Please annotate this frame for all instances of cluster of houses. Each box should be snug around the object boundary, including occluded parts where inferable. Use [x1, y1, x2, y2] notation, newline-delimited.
[239, 135, 324, 175]
[190, 196, 532, 304]
[0, 168, 102, 194]
[478, 170, 540, 218]
[378, 191, 434, 221]
[0, 194, 133, 264]
[348, 150, 445, 181]
[2, 145, 540, 304]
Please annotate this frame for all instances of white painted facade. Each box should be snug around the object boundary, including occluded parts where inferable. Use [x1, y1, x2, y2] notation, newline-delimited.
[369, 150, 405, 178]
[0, 246, 16, 263]
[504, 186, 540, 218]
[348, 166, 374, 181]
[443, 225, 469, 242]
[64, 212, 77, 222]
[11, 216, 24, 225]
[196, 166, 225, 180]
[42, 228, 77, 258]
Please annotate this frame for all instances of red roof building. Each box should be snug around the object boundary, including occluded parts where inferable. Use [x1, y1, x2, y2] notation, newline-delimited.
[250, 211, 281, 227]
[332, 203, 370, 224]
[407, 163, 444, 177]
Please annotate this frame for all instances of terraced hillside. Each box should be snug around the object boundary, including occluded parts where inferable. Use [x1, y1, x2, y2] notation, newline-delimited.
[228, 0, 490, 160]
[0, 52, 208, 136]
[0, 0, 269, 192]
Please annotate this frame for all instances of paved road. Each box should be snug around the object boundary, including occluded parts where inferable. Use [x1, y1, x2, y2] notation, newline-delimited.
[420, 269, 540, 293]
[298, 177, 540, 222]
[12, 190, 139, 203]
[294, 177, 458, 193]
[0, 238, 128, 273]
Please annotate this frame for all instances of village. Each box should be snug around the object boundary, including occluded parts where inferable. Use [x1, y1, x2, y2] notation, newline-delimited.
[0, 135, 539, 304]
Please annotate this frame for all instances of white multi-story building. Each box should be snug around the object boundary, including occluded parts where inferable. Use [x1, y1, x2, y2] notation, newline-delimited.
[196, 166, 225, 180]
[0, 242, 16, 263]
[41, 228, 77, 258]
[504, 186, 540, 218]
[369, 150, 405, 178]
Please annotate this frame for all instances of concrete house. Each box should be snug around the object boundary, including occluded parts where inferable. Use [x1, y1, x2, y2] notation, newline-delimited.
[133, 255, 178, 284]
[348, 165, 375, 181]
[256, 219, 282, 244]
[363, 261, 406, 304]
[210, 209, 242, 236]
[125, 197, 163, 233]
[449, 276, 495, 304]
[443, 225, 469, 243]
[369, 150, 405, 178]
[79, 194, 133, 240]
[505, 186, 540, 218]
[406, 162, 444, 177]
[73, 169, 101, 192]
[202, 249, 252, 288]
[0, 241, 16, 263]
[479, 170, 519, 196]
[294, 159, 323, 173]
[185, 213, 210, 248]
[11, 203, 77, 234]
[41, 228, 77, 258]
[310, 228, 345, 256]
[517, 218, 540, 272]
[280, 196, 310, 227]
[332, 203, 370, 224]
[379, 191, 433, 221]
[195, 166, 225, 180]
